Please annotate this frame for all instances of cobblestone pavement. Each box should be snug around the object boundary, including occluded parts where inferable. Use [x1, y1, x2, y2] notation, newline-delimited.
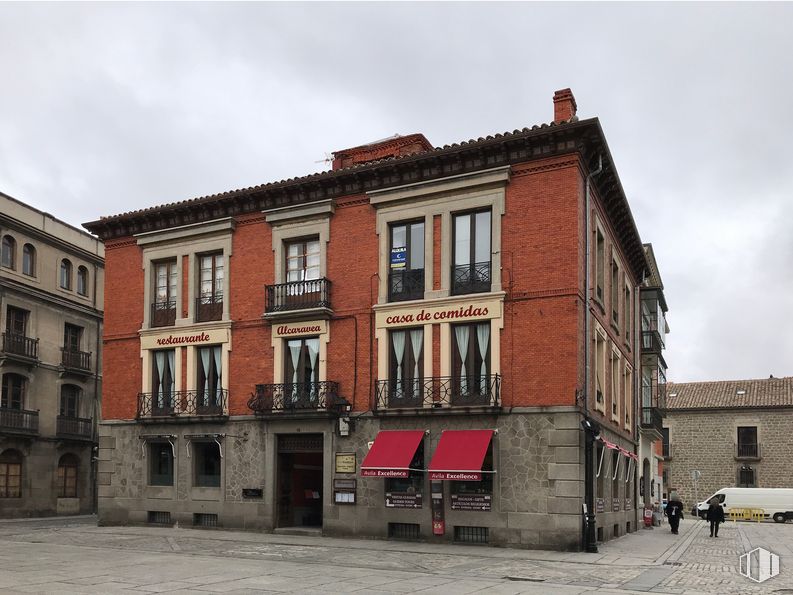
[0, 515, 791, 593]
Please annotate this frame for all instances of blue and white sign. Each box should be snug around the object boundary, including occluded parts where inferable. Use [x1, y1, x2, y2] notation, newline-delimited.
[390, 247, 406, 269]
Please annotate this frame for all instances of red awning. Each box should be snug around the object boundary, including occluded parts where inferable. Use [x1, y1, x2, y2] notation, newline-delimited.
[360, 430, 425, 478]
[428, 429, 494, 481]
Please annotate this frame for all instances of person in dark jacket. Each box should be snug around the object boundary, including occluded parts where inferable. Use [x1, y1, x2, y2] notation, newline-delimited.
[707, 497, 725, 537]
[665, 491, 685, 534]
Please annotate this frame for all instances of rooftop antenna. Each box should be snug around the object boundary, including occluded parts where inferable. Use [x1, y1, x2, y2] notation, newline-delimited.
[314, 152, 333, 166]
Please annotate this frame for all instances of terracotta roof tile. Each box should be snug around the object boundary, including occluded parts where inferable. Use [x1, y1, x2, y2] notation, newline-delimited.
[666, 377, 793, 410]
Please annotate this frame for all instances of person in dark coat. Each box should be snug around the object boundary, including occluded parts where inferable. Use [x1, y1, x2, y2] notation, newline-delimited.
[665, 491, 685, 534]
[707, 497, 725, 537]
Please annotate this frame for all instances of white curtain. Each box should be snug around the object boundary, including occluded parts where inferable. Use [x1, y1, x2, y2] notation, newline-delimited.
[212, 346, 222, 406]
[307, 339, 319, 401]
[392, 331, 406, 393]
[410, 329, 422, 397]
[476, 323, 490, 394]
[167, 350, 175, 397]
[454, 326, 469, 394]
[155, 351, 165, 407]
[288, 341, 301, 402]
[199, 348, 210, 407]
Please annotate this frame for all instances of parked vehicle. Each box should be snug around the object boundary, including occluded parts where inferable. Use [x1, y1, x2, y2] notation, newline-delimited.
[695, 488, 793, 523]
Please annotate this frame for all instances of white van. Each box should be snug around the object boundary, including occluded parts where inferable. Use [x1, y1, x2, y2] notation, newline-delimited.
[695, 488, 793, 523]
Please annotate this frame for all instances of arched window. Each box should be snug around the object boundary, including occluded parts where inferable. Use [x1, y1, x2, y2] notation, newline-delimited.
[76, 266, 89, 296]
[57, 453, 79, 498]
[1, 373, 26, 410]
[1, 235, 16, 269]
[60, 259, 72, 290]
[60, 385, 80, 418]
[0, 449, 23, 498]
[22, 244, 36, 276]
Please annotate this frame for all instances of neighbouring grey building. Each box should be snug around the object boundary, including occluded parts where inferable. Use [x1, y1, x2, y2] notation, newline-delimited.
[0, 192, 104, 517]
[663, 376, 793, 507]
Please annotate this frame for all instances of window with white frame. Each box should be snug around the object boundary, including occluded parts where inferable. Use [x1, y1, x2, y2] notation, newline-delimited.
[388, 328, 424, 404]
[152, 260, 177, 327]
[284, 337, 320, 407]
[451, 321, 491, 403]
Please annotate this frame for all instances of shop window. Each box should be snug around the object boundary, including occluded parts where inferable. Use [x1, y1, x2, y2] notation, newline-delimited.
[60, 385, 80, 418]
[452, 210, 491, 295]
[1, 373, 25, 410]
[385, 441, 424, 497]
[451, 442, 493, 496]
[151, 349, 175, 414]
[284, 337, 320, 407]
[451, 322, 491, 405]
[193, 442, 221, 487]
[6, 305, 28, 336]
[611, 258, 620, 324]
[197, 253, 223, 322]
[22, 244, 35, 277]
[59, 258, 72, 290]
[738, 465, 755, 487]
[595, 228, 604, 302]
[196, 345, 223, 413]
[57, 453, 78, 498]
[0, 449, 22, 498]
[388, 221, 424, 302]
[152, 260, 177, 327]
[150, 443, 174, 486]
[388, 328, 423, 406]
[1, 235, 16, 270]
[611, 351, 620, 419]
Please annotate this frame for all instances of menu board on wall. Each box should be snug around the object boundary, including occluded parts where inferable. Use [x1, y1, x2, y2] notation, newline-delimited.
[385, 492, 422, 509]
[596, 498, 605, 513]
[450, 494, 492, 512]
[612, 498, 621, 512]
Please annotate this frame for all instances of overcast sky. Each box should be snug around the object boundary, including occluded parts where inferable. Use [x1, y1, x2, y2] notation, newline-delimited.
[2, 2, 791, 383]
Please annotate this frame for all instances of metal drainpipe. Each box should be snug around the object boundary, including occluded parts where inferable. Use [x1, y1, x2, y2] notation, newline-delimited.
[583, 154, 603, 553]
[92, 261, 101, 514]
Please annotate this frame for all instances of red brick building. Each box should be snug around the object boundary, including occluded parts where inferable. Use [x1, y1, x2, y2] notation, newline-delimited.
[85, 89, 653, 549]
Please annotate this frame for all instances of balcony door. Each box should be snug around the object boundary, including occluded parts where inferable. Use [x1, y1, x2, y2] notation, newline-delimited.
[1, 373, 25, 410]
[388, 328, 423, 407]
[452, 210, 491, 294]
[451, 322, 491, 405]
[60, 385, 80, 418]
[284, 337, 319, 408]
[389, 221, 424, 302]
[197, 346, 223, 413]
[197, 253, 223, 321]
[151, 349, 175, 414]
[153, 260, 177, 327]
[6, 306, 27, 336]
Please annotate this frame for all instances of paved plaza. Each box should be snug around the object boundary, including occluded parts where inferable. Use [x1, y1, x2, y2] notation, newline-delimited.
[0, 515, 791, 594]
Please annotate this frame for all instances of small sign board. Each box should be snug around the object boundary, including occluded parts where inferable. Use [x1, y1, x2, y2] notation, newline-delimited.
[596, 498, 605, 513]
[612, 498, 621, 512]
[335, 452, 356, 474]
[242, 488, 263, 499]
[390, 247, 407, 269]
[450, 493, 492, 511]
[625, 498, 632, 510]
[386, 492, 422, 509]
[333, 478, 356, 490]
[334, 491, 356, 505]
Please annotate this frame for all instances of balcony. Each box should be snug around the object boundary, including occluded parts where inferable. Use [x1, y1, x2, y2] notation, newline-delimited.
[136, 389, 228, 420]
[248, 381, 345, 416]
[1, 332, 39, 363]
[641, 331, 664, 355]
[388, 269, 425, 302]
[0, 407, 38, 436]
[735, 442, 762, 460]
[640, 406, 663, 438]
[56, 415, 92, 441]
[265, 278, 331, 316]
[60, 348, 91, 376]
[451, 261, 491, 295]
[195, 294, 223, 323]
[151, 300, 176, 328]
[374, 375, 501, 412]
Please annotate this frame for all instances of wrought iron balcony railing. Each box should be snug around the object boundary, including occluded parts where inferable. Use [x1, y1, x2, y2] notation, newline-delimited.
[265, 278, 331, 313]
[56, 415, 92, 440]
[640, 406, 663, 434]
[248, 381, 343, 414]
[388, 269, 425, 302]
[195, 294, 223, 322]
[451, 261, 491, 295]
[151, 300, 176, 327]
[61, 348, 91, 372]
[374, 375, 501, 410]
[735, 442, 761, 460]
[0, 407, 38, 435]
[1, 332, 38, 360]
[137, 389, 228, 419]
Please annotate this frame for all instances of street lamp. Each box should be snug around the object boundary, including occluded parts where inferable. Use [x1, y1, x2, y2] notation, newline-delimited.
[581, 417, 601, 553]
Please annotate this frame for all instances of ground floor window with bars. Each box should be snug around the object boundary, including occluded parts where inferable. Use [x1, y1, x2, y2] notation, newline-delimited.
[0, 449, 22, 498]
[57, 453, 78, 498]
[738, 465, 756, 487]
[454, 526, 489, 543]
[388, 522, 420, 540]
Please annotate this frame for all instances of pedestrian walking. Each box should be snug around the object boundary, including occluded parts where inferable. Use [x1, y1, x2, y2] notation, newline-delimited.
[666, 490, 685, 534]
[707, 497, 725, 537]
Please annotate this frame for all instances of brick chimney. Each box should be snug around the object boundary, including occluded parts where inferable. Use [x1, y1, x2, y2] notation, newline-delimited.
[331, 133, 433, 171]
[553, 88, 578, 124]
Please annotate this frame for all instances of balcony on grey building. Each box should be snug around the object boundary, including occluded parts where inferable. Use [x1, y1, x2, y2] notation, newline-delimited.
[56, 415, 92, 441]
[451, 262, 491, 296]
[374, 375, 501, 413]
[640, 290, 668, 355]
[264, 278, 331, 318]
[735, 442, 762, 461]
[151, 300, 177, 328]
[388, 268, 424, 302]
[640, 406, 664, 437]
[60, 348, 91, 377]
[0, 332, 39, 365]
[248, 381, 347, 417]
[0, 407, 39, 436]
[195, 293, 223, 323]
[136, 389, 229, 421]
